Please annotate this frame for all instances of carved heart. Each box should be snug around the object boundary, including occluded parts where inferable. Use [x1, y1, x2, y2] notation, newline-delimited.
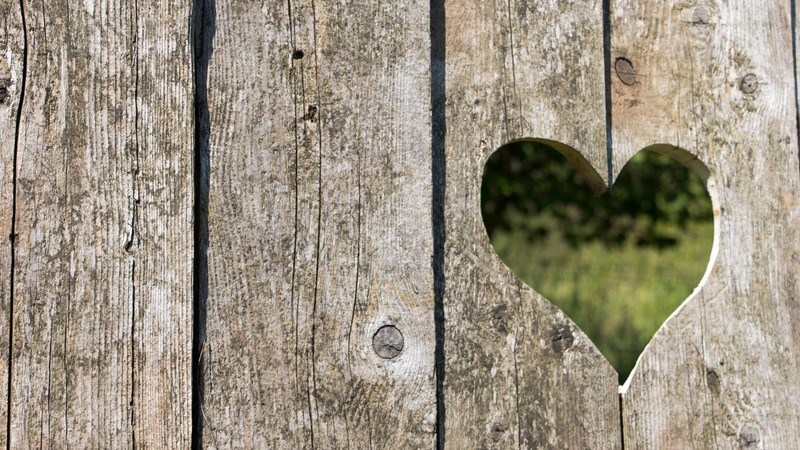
[481, 141, 714, 383]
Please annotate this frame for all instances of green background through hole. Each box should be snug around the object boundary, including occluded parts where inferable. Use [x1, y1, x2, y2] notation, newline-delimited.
[482, 142, 714, 383]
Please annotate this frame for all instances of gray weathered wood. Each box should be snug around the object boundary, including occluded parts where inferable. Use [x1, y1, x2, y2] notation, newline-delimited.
[7, 1, 193, 447]
[611, 0, 800, 447]
[0, 0, 25, 446]
[441, 0, 621, 447]
[0, 0, 796, 447]
[202, 0, 436, 446]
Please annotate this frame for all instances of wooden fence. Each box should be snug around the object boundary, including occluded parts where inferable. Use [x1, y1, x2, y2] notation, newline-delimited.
[0, 0, 798, 447]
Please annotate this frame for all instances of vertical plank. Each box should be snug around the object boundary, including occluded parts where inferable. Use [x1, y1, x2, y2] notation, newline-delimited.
[0, 0, 25, 446]
[611, 0, 800, 447]
[134, 3, 193, 446]
[203, 0, 435, 447]
[9, 0, 192, 447]
[441, 0, 621, 447]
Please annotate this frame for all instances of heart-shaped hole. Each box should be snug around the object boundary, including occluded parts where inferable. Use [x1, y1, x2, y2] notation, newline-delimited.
[481, 141, 714, 384]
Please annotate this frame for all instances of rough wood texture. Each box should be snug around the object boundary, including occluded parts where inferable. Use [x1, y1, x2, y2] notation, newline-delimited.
[0, 0, 25, 445]
[0, 0, 797, 447]
[611, 0, 800, 447]
[7, 1, 192, 447]
[440, 0, 621, 447]
[202, 0, 435, 447]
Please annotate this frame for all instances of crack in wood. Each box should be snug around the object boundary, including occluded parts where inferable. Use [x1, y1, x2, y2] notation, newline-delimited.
[6, 0, 28, 447]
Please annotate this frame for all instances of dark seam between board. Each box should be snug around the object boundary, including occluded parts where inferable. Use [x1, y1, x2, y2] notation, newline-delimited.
[191, 0, 214, 447]
[430, 0, 447, 447]
[7, 0, 28, 447]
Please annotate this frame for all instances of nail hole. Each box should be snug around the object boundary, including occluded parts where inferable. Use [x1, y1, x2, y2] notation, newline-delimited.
[302, 104, 317, 121]
[372, 325, 404, 359]
[739, 73, 759, 94]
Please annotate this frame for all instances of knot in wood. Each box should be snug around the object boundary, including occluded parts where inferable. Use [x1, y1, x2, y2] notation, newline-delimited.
[614, 57, 637, 86]
[490, 421, 507, 442]
[548, 325, 575, 353]
[372, 325, 404, 359]
[692, 6, 711, 24]
[0, 79, 10, 105]
[738, 424, 761, 448]
[739, 74, 759, 94]
[302, 104, 318, 121]
[705, 368, 721, 396]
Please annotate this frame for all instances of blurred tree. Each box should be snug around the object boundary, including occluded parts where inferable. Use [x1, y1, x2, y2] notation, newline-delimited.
[481, 141, 712, 247]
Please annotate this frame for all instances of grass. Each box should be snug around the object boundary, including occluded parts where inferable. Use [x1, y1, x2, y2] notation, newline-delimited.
[490, 219, 714, 384]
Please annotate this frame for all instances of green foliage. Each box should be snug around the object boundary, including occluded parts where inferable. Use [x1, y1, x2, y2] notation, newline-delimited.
[491, 222, 713, 383]
[482, 142, 713, 248]
[481, 142, 714, 383]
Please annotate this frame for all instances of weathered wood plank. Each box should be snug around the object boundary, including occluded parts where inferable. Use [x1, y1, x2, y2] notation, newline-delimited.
[0, 0, 25, 446]
[202, 0, 435, 447]
[441, 0, 620, 447]
[9, 1, 192, 447]
[133, 4, 193, 447]
[611, 0, 800, 447]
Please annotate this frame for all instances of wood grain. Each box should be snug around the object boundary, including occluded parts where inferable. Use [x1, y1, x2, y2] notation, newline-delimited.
[8, 1, 192, 447]
[0, 0, 796, 447]
[202, 0, 435, 446]
[0, 0, 25, 446]
[611, 0, 800, 447]
[440, 0, 621, 447]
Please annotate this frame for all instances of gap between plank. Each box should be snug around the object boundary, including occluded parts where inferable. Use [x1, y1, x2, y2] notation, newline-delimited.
[603, 0, 614, 186]
[6, 0, 28, 448]
[128, 2, 142, 445]
[791, 0, 800, 174]
[191, 0, 214, 448]
[430, 0, 447, 447]
[602, 0, 627, 446]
